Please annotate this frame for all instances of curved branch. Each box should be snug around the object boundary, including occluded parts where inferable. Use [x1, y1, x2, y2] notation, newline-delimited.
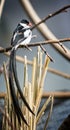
[19, 0, 70, 60]
[31, 5, 70, 30]
[0, 0, 5, 18]
[0, 38, 70, 60]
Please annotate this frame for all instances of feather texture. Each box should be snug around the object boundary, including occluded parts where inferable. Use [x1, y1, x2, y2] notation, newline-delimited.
[11, 49, 34, 115]
[9, 51, 29, 126]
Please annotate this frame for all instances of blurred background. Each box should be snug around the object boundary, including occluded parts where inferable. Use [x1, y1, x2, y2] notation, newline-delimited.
[0, 0, 70, 130]
[0, 0, 70, 92]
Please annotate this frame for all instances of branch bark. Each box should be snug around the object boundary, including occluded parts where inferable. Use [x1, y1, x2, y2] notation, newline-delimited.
[19, 0, 70, 60]
[0, 92, 70, 99]
[0, 38, 70, 61]
[0, 0, 5, 18]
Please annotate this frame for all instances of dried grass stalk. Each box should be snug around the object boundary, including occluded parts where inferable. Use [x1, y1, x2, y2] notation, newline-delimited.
[2, 48, 52, 130]
[36, 96, 52, 124]
[35, 56, 50, 113]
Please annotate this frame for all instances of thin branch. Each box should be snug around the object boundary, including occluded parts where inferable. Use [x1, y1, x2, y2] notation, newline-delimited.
[48, 68, 70, 79]
[20, 0, 70, 60]
[21, 1, 70, 53]
[0, 46, 12, 53]
[0, 38, 70, 54]
[0, 0, 5, 18]
[42, 92, 70, 98]
[40, 44, 54, 62]
[0, 54, 70, 79]
[0, 91, 70, 99]
[31, 5, 70, 29]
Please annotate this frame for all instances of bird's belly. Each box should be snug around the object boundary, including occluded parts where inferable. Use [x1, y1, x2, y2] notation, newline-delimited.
[20, 35, 32, 45]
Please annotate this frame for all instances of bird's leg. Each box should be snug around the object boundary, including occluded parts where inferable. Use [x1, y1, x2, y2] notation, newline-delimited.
[25, 45, 32, 51]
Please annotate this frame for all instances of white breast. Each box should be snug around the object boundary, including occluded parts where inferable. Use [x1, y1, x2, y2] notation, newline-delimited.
[20, 30, 32, 45]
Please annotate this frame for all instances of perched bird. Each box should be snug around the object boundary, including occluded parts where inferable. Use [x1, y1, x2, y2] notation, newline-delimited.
[11, 19, 32, 49]
[9, 19, 34, 126]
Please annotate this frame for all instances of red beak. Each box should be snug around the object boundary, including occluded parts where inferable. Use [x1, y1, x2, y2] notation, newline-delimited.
[28, 22, 32, 26]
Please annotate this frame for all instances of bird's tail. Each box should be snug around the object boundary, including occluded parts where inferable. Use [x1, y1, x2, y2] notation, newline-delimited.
[9, 49, 29, 126]
[11, 49, 34, 115]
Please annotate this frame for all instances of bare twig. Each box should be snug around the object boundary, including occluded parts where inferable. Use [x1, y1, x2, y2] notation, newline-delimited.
[0, 0, 5, 18]
[0, 38, 70, 55]
[42, 92, 70, 98]
[48, 68, 70, 79]
[19, 0, 70, 60]
[40, 44, 54, 62]
[31, 5, 70, 29]
[0, 91, 70, 99]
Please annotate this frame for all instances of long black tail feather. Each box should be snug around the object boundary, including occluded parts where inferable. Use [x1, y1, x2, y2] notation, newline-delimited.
[9, 50, 29, 126]
[11, 49, 35, 116]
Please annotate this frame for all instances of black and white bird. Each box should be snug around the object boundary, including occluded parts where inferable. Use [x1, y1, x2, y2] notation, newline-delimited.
[9, 19, 34, 126]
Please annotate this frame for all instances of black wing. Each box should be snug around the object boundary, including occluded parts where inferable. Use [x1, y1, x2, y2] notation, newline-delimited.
[11, 24, 25, 46]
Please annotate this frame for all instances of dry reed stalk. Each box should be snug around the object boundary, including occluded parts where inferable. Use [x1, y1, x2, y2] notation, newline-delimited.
[24, 56, 28, 87]
[22, 55, 29, 129]
[31, 55, 50, 130]
[3, 62, 11, 130]
[5, 101, 8, 130]
[22, 85, 25, 129]
[35, 56, 50, 113]
[28, 83, 32, 116]
[2, 48, 53, 130]
[31, 57, 37, 105]
[1, 47, 70, 79]
[29, 116, 32, 130]
[36, 47, 43, 97]
[3, 64, 8, 130]
[32, 47, 43, 130]
[31, 50, 38, 130]
[33, 57, 39, 103]
[43, 96, 54, 130]
[31, 57, 37, 130]
[16, 92, 20, 130]
[27, 82, 33, 130]
[36, 96, 52, 124]
[3, 62, 17, 130]
[2, 101, 5, 130]
[32, 107, 36, 130]
[25, 86, 29, 130]
[1, 104, 16, 130]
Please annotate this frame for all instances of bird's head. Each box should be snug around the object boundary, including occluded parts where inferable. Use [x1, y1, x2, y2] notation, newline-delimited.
[19, 19, 32, 29]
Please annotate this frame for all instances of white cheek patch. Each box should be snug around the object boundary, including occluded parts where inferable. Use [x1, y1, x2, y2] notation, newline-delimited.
[20, 23, 25, 27]
[20, 23, 28, 28]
